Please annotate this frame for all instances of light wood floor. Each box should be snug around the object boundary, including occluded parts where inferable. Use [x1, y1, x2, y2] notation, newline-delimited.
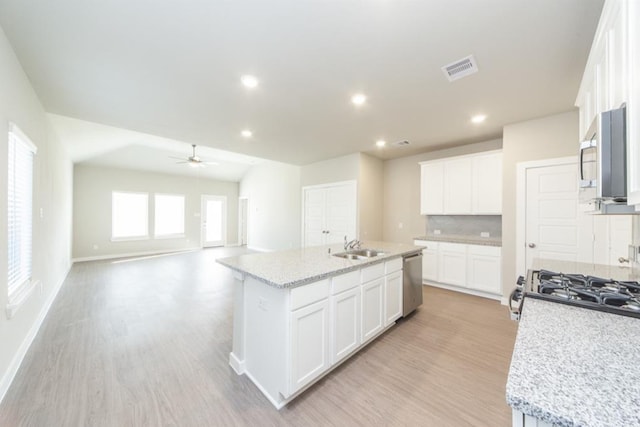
[0, 248, 518, 426]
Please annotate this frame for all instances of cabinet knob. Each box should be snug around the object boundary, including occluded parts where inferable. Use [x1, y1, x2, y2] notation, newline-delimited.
[528, 243, 536, 248]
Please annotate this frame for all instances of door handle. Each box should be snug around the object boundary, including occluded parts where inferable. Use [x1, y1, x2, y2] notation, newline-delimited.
[619, 257, 629, 263]
[528, 243, 536, 248]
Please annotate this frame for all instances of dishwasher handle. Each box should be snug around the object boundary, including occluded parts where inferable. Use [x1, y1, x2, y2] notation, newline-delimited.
[403, 252, 423, 261]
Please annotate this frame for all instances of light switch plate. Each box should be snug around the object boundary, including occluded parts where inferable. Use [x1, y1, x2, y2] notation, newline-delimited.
[434, 229, 441, 235]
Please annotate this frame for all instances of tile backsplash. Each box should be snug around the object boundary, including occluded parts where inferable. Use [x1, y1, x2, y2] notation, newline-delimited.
[426, 215, 502, 239]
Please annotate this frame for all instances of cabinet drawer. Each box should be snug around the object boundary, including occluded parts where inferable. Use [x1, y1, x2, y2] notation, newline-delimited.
[439, 242, 467, 253]
[361, 262, 385, 283]
[414, 240, 438, 250]
[385, 257, 402, 274]
[290, 279, 330, 311]
[331, 270, 360, 295]
[467, 244, 501, 257]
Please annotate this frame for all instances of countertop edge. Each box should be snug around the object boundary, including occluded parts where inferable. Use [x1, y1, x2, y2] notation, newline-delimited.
[413, 235, 502, 247]
[217, 248, 420, 289]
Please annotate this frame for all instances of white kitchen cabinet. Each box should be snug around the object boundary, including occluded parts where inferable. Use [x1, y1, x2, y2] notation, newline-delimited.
[420, 162, 444, 214]
[290, 298, 330, 393]
[472, 152, 502, 214]
[443, 157, 472, 214]
[439, 242, 467, 287]
[302, 181, 357, 247]
[414, 240, 439, 282]
[384, 270, 403, 326]
[330, 286, 361, 364]
[467, 245, 502, 294]
[361, 277, 385, 343]
[419, 150, 502, 215]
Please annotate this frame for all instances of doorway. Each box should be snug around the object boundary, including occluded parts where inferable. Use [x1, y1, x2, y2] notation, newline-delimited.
[201, 195, 227, 247]
[238, 197, 248, 246]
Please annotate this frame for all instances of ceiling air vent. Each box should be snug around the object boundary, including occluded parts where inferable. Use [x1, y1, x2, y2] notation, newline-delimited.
[442, 55, 478, 82]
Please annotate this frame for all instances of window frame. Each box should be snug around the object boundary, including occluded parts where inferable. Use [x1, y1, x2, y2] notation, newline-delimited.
[153, 193, 186, 239]
[111, 191, 149, 241]
[7, 122, 38, 316]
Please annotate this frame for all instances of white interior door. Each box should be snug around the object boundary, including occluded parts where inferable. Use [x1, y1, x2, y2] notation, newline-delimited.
[524, 163, 592, 269]
[202, 195, 227, 247]
[324, 183, 357, 244]
[239, 198, 248, 246]
[303, 188, 326, 247]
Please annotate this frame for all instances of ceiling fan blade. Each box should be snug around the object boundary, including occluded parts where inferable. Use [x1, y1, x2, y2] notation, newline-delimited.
[169, 156, 187, 161]
[174, 161, 189, 164]
[203, 161, 219, 165]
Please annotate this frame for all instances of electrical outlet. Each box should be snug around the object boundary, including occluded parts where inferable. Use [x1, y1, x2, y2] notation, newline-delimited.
[480, 232, 490, 238]
[258, 297, 268, 311]
[398, 222, 403, 229]
[434, 229, 441, 235]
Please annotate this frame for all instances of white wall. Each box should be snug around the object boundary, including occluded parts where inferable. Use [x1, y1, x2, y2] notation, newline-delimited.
[502, 110, 579, 296]
[240, 161, 301, 252]
[300, 153, 359, 187]
[382, 139, 502, 244]
[0, 25, 73, 401]
[358, 153, 383, 241]
[73, 164, 239, 260]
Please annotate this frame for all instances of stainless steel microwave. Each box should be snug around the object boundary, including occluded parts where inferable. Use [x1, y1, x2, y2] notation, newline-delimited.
[579, 105, 630, 213]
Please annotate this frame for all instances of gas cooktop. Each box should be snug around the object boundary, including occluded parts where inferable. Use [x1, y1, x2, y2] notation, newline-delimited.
[526, 269, 640, 319]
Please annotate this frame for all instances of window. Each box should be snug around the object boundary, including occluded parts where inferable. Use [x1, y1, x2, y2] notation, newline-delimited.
[7, 123, 37, 301]
[154, 194, 185, 237]
[111, 191, 148, 240]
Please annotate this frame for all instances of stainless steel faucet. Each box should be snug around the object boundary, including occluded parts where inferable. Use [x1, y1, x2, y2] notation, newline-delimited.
[344, 235, 361, 251]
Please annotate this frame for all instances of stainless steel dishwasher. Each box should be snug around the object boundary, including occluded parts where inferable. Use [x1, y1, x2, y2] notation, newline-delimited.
[402, 251, 423, 316]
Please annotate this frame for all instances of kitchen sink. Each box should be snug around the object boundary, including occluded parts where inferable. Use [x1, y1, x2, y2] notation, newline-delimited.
[333, 248, 386, 260]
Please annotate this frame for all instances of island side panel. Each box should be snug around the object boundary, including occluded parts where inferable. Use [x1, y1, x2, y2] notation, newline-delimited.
[244, 276, 289, 407]
[229, 271, 246, 373]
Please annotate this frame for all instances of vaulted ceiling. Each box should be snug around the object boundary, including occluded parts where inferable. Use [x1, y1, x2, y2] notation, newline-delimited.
[0, 0, 604, 175]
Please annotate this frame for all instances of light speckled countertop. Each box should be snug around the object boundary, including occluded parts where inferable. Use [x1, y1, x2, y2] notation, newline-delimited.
[507, 297, 640, 427]
[217, 241, 421, 288]
[414, 234, 502, 247]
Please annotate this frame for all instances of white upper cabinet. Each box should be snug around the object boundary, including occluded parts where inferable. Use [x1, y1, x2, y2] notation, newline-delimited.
[443, 157, 472, 214]
[419, 150, 502, 215]
[576, 0, 640, 206]
[472, 152, 503, 214]
[420, 162, 444, 214]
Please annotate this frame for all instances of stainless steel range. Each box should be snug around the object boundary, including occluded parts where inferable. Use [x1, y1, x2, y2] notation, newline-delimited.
[509, 269, 640, 320]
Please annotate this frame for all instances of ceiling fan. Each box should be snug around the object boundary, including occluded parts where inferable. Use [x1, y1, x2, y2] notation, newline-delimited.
[170, 144, 218, 168]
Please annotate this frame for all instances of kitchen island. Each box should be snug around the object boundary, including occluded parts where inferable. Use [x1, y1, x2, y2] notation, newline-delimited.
[507, 259, 640, 427]
[217, 241, 421, 409]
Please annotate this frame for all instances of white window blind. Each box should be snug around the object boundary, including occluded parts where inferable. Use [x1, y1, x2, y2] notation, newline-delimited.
[111, 191, 149, 240]
[7, 123, 37, 299]
[154, 194, 185, 237]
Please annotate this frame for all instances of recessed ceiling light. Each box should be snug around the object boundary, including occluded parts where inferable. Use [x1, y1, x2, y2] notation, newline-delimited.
[471, 114, 487, 124]
[351, 93, 367, 106]
[241, 75, 258, 89]
[241, 130, 253, 138]
[376, 139, 386, 148]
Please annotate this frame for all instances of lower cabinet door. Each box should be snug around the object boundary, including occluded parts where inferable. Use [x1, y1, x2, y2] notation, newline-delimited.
[384, 271, 403, 326]
[361, 278, 385, 343]
[422, 246, 439, 282]
[290, 299, 330, 393]
[439, 244, 467, 287]
[331, 287, 361, 364]
[467, 254, 501, 294]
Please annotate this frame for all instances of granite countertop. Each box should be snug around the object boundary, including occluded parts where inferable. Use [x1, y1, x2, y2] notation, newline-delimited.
[217, 241, 421, 289]
[506, 297, 640, 427]
[414, 234, 502, 247]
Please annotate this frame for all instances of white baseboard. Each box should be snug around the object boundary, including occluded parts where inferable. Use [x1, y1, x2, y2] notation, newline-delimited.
[424, 281, 503, 301]
[0, 263, 72, 404]
[246, 245, 272, 253]
[72, 247, 200, 263]
[500, 296, 509, 306]
[229, 352, 245, 375]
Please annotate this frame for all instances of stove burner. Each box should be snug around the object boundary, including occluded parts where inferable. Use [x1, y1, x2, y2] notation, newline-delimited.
[621, 299, 640, 312]
[551, 289, 580, 300]
[531, 269, 640, 317]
